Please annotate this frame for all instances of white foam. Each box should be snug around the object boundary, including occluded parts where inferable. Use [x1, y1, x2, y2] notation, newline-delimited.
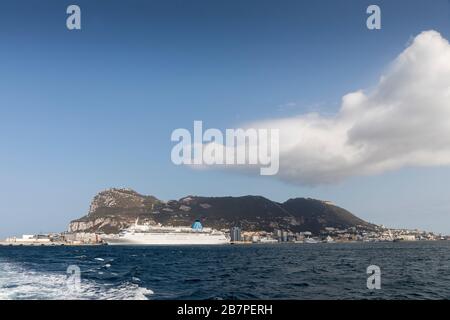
[0, 261, 153, 300]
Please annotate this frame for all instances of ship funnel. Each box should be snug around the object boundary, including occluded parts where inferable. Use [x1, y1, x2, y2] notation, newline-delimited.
[191, 220, 203, 231]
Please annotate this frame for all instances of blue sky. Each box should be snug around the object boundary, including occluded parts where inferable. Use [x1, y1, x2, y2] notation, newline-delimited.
[1, 0, 450, 237]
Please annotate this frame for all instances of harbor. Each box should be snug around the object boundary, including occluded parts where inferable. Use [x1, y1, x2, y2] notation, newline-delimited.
[0, 233, 104, 246]
[1, 223, 448, 246]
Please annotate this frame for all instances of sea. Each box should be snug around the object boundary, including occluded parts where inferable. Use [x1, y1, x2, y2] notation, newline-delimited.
[1, 241, 450, 300]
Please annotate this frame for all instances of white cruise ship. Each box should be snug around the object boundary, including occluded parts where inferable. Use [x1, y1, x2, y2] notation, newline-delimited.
[102, 220, 229, 245]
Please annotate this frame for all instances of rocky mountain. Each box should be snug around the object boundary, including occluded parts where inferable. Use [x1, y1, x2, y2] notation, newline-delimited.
[68, 188, 374, 235]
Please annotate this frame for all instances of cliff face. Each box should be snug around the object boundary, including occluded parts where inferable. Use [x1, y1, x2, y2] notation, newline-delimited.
[69, 188, 374, 234]
[87, 188, 159, 217]
[68, 188, 160, 233]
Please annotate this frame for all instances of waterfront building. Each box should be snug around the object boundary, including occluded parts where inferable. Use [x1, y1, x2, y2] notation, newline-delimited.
[230, 227, 242, 242]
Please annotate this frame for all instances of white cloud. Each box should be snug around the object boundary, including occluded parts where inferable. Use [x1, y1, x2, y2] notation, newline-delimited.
[245, 30, 450, 185]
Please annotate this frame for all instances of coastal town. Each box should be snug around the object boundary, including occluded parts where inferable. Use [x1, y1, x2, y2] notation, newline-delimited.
[1, 224, 448, 246]
[230, 225, 449, 243]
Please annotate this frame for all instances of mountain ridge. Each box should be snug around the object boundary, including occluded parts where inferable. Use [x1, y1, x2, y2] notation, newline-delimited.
[68, 188, 374, 234]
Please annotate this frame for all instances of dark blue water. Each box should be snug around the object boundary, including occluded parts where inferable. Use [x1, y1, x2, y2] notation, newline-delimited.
[1, 241, 450, 299]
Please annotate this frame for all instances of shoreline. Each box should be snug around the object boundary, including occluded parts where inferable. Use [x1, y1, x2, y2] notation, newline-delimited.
[0, 241, 104, 246]
[1, 239, 447, 247]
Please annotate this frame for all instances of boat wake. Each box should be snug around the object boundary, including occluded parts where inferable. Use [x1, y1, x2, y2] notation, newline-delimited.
[0, 261, 153, 300]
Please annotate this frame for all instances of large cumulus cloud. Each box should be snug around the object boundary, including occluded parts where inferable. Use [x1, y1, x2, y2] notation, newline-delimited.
[248, 30, 450, 185]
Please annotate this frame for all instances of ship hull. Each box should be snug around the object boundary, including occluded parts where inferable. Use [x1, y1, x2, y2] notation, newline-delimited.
[103, 232, 229, 245]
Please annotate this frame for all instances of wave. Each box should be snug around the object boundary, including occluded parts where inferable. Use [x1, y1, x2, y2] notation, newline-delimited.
[0, 261, 153, 300]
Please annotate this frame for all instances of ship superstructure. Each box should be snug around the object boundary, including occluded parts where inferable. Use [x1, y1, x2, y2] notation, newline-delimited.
[103, 219, 229, 245]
